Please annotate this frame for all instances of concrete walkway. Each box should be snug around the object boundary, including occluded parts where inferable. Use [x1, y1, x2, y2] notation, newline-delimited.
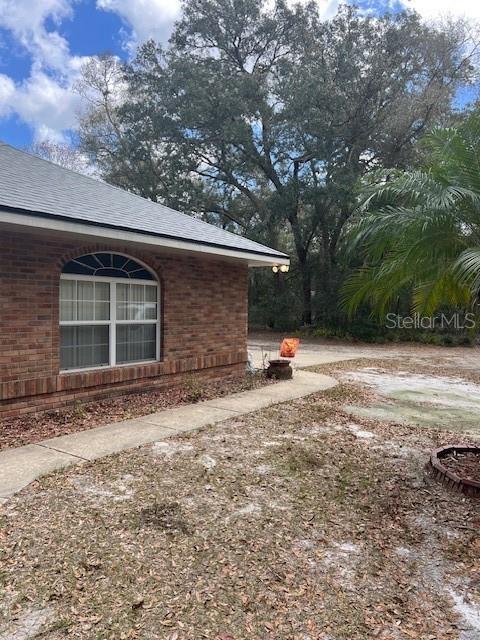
[0, 369, 336, 501]
[248, 337, 379, 369]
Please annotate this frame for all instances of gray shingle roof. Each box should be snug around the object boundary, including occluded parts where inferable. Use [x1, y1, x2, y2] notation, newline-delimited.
[0, 143, 287, 260]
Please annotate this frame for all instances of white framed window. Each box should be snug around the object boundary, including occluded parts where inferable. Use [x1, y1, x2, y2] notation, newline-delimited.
[59, 253, 159, 372]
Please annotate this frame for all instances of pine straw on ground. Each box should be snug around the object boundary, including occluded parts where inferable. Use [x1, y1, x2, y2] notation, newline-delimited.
[442, 451, 480, 484]
[0, 373, 274, 452]
[0, 377, 479, 640]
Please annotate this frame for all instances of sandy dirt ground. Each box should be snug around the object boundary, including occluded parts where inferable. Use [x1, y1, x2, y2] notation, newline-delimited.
[0, 340, 479, 640]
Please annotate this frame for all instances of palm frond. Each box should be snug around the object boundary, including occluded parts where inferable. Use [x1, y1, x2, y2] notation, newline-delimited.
[454, 247, 480, 298]
[342, 110, 480, 318]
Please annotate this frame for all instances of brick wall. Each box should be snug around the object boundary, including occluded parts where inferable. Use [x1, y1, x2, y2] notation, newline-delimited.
[0, 228, 249, 416]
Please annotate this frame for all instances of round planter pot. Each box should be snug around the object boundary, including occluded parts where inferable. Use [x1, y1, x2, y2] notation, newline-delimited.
[427, 444, 480, 497]
[267, 359, 293, 380]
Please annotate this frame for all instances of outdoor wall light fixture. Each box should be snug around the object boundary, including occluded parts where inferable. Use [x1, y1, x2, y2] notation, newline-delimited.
[272, 264, 290, 273]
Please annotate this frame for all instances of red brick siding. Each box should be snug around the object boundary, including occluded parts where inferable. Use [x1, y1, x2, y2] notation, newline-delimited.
[0, 228, 248, 416]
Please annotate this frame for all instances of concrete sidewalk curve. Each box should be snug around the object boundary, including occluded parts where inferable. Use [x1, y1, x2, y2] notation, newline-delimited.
[0, 370, 336, 500]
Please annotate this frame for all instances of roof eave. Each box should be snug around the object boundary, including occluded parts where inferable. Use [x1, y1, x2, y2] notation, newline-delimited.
[0, 207, 289, 267]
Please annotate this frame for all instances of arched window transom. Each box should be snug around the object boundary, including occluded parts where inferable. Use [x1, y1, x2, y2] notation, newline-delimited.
[62, 252, 154, 280]
[60, 252, 159, 371]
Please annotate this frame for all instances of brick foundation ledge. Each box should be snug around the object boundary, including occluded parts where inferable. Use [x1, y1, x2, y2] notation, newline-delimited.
[0, 356, 247, 418]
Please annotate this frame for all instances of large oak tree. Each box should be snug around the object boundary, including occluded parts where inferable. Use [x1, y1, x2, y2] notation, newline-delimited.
[77, 0, 478, 325]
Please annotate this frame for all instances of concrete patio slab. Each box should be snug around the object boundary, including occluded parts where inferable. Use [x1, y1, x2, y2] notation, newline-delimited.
[0, 444, 79, 498]
[0, 370, 337, 501]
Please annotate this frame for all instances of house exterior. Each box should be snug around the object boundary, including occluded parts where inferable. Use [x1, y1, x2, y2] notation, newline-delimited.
[0, 144, 288, 417]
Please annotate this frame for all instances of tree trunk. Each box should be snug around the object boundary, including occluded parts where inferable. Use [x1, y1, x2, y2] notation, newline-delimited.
[288, 210, 313, 326]
[298, 256, 312, 325]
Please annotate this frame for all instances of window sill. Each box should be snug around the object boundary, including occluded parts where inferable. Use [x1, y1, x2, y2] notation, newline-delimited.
[60, 359, 159, 375]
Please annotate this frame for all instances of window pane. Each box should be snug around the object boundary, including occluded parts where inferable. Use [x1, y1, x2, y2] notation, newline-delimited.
[94, 283, 110, 319]
[60, 299, 75, 322]
[116, 323, 156, 364]
[60, 279, 112, 322]
[145, 286, 157, 302]
[60, 280, 75, 300]
[76, 281, 95, 321]
[60, 280, 76, 321]
[116, 283, 128, 320]
[61, 346, 75, 370]
[60, 326, 109, 370]
[95, 281, 110, 301]
[95, 301, 110, 321]
[145, 303, 157, 320]
[77, 281, 94, 301]
[145, 286, 158, 319]
[131, 284, 145, 320]
[115, 283, 157, 321]
[116, 283, 128, 302]
[77, 300, 94, 321]
[131, 284, 144, 303]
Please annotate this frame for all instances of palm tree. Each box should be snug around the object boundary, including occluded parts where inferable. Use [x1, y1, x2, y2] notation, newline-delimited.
[342, 112, 480, 319]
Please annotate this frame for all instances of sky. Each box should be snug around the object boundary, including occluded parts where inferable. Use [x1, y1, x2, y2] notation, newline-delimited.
[0, 0, 479, 148]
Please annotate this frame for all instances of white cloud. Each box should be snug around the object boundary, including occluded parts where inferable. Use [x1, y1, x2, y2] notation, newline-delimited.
[399, 0, 480, 21]
[0, 69, 83, 142]
[0, 74, 15, 116]
[96, 0, 181, 48]
[0, 0, 73, 71]
[265, 0, 343, 18]
[0, 0, 178, 142]
[14, 70, 83, 142]
[309, 0, 341, 20]
[0, 0, 88, 141]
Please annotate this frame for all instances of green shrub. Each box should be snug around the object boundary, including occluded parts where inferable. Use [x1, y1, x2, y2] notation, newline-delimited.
[306, 324, 476, 346]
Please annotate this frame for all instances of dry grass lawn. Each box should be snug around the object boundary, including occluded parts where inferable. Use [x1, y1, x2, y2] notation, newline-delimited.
[0, 359, 479, 639]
